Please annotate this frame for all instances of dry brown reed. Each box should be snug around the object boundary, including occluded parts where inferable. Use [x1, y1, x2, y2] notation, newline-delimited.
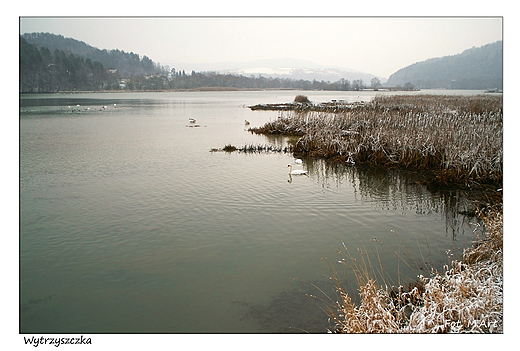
[250, 95, 503, 186]
[329, 206, 503, 333]
[212, 143, 292, 154]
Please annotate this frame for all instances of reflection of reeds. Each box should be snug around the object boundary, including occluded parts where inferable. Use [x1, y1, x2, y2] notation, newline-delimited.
[298, 158, 481, 244]
[327, 206, 503, 333]
[250, 95, 503, 186]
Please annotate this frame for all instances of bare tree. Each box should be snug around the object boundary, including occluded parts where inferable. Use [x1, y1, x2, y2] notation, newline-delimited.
[371, 77, 382, 89]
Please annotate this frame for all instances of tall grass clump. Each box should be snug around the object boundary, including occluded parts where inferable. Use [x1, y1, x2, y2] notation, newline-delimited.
[327, 206, 502, 333]
[250, 95, 503, 186]
[294, 94, 311, 104]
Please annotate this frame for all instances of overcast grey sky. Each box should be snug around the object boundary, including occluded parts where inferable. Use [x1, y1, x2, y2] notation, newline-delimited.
[19, 17, 502, 78]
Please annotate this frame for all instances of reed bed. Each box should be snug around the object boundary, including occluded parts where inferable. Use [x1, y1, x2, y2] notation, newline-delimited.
[211, 143, 293, 154]
[250, 95, 503, 186]
[327, 206, 503, 333]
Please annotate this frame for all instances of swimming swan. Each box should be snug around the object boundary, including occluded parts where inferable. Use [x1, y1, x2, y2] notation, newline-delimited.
[287, 164, 307, 175]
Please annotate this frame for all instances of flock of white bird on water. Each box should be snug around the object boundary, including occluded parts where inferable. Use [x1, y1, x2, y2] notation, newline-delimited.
[66, 103, 121, 112]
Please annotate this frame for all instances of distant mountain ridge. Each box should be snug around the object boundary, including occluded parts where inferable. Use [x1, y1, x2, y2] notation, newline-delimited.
[386, 41, 502, 89]
[173, 57, 385, 83]
[21, 32, 502, 93]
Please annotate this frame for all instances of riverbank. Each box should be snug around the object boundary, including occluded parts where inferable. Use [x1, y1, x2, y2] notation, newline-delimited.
[249, 94, 503, 333]
[329, 205, 502, 333]
[20, 87, 300, 94]
[21, 87, 426, 95]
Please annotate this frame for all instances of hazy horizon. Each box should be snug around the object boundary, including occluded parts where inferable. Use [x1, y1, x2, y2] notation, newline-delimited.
[19, 17, 502, 79]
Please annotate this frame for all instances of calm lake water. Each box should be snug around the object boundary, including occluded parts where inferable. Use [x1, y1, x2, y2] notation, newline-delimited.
[20, 90, 484, 333]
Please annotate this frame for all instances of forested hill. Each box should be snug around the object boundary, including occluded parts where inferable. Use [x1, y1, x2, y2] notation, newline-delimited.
[19, 32, 375, 93]
[386, 41, 502, 90]
[22, 32, 165, 77]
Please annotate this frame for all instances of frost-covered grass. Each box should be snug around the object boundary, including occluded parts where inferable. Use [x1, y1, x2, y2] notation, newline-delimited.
[250, 94, 503, 186]
[328, 206, 503, 333]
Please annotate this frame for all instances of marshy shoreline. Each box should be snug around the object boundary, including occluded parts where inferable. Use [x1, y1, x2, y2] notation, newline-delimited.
[250, 94, 503, 189]
[247, 93, 503, 333]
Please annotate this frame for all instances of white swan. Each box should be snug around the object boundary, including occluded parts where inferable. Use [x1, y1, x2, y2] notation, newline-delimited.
[295, 159, 303, 164]
[287, 164, 307, 175]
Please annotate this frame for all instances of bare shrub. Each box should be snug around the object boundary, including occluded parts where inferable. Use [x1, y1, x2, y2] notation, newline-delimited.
[222, 144, 237, 152]
[294, 95, 311, 104]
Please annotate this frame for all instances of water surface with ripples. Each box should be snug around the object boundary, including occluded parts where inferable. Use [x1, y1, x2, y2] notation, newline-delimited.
[20, 90, 483, 333]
